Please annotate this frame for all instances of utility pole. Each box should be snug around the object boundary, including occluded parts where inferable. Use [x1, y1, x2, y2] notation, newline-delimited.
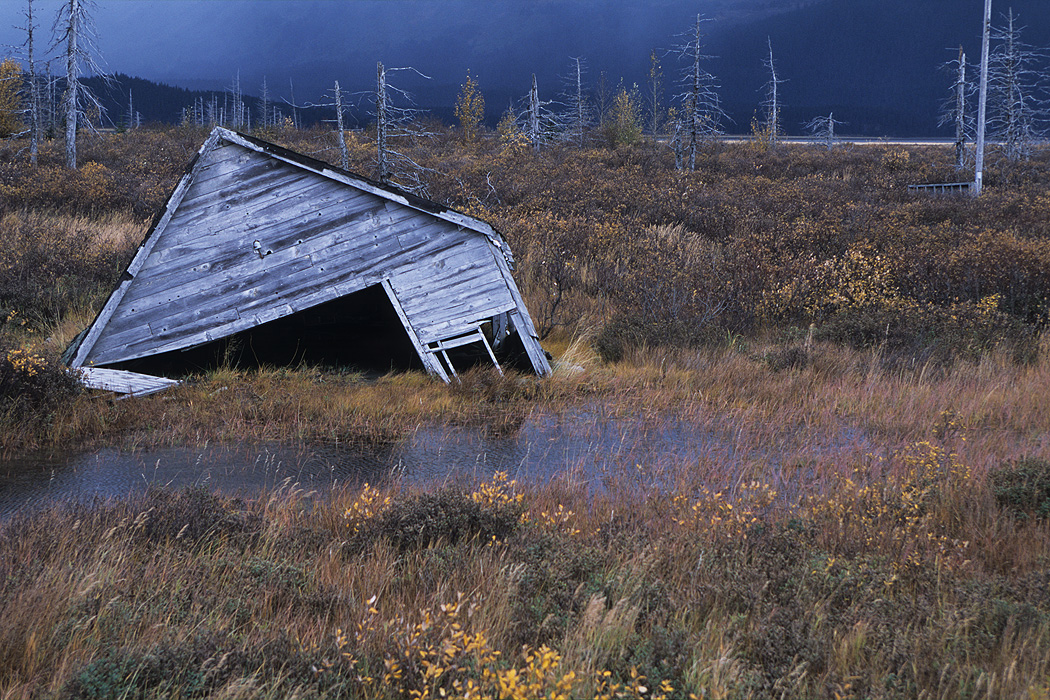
[974, 0, 991, 195]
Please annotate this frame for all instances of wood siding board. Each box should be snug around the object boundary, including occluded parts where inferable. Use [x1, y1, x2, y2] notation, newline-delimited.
[395, 264, 512, 309]
[92, 252, 317, 357]
[307, 220, 467, 277]
[216, 129, 507, 256]
[188, 147, 275, 189]
[180, 165, 335, 219]
[138, 174, 343, 264]
[127, 200, 393, 299]
[138, 187, 397, 283]
[391, 257, 498, 298]
[167, 172, 319, 230]
[184, 144, 247, 185]
[406, 287, 511, 322]
[70, 129, 226, 368]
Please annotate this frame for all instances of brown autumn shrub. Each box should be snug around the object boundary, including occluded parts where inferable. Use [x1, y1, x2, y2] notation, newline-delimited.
[0, 210, 139, 329]
[3, 126, 1050, 366]
[0, 336, 81, 416]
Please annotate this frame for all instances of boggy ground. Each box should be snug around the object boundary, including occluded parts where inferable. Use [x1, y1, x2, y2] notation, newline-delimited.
[1, 127, 1050, 698]
[0, 446, 1048, 700]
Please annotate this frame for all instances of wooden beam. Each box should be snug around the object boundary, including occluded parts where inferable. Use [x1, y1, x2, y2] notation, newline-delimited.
[382, 279, 450, 382]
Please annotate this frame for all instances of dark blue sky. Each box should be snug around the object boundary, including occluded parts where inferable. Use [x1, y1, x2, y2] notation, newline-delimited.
[2, 0, 1046, 135]
[2, 1, 803, 97]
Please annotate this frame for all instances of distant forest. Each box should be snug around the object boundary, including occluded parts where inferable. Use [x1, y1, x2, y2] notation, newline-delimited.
[82, 75, 336, 130]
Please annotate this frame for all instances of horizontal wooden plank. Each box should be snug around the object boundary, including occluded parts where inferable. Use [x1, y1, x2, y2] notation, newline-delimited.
[77, 367, 180, 396]
[169, 166, 332, 229]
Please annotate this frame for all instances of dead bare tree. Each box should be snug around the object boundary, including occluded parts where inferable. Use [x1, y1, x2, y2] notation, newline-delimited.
[517, 73, 558, 151]
[559, 57, 593, 146]
[125, 88, 139, 130]
[296, 81, 359, 169]
[53, 0, 106, 169]
[334, 80, 349, 170]
[803, 112, 842, 151]
[974, 0, 992, 194]
[528, 74, 541, 150]
[217, 72, 249, 130]
[672, 14, 726, 170]
[759, 37, 785, 147]
[373, 61, 437, 194]
[288, 78, 299, 129]
[939, 47, 974, 170]
[594, 71, 614, 129]
[257, 76, 271, 129]
[22, 0, 41, 164]
[987, 9, 1047, 162]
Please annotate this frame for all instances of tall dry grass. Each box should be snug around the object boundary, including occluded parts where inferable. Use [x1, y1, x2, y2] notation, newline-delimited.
[0, 458, 1047, 700]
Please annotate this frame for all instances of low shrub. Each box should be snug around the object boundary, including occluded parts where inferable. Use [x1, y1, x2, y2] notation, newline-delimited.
[594, 315, 727, 363]
[0, 210, 139, 329]
[0, 337, 81, 417]
[991, 458, 1050, 521]
[353, 488, 523, 551]
[813, 299, 1038, 368]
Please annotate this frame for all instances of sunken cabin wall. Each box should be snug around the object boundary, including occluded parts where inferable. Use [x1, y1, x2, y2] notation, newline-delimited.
[84, 141, 517, 367]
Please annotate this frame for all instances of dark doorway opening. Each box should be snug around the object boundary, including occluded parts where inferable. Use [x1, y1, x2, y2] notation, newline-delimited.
[111, 284, 424, 377]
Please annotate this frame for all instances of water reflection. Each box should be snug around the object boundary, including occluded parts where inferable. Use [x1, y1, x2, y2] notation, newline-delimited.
[0, 410, 873, 517]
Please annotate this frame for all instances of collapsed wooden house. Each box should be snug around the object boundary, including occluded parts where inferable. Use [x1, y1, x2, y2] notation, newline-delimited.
[64, 127, 550, 395]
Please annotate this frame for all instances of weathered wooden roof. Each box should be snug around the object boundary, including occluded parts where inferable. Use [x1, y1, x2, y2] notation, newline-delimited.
[65, 127, 549, 390]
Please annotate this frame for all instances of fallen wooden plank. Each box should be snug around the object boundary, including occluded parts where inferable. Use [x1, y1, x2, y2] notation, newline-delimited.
[76, 367, 181, 397]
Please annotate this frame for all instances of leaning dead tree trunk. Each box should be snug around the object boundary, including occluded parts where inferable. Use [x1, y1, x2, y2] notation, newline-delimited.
[974, 0, 991, 195]
[572, 58, 587, 146]
[804, 112, 840, 151]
